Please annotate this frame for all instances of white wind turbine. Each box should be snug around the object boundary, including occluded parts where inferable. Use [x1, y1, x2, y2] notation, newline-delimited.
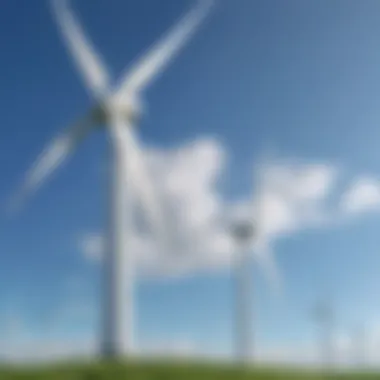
[312, 297, 335, 369]
[12, 0, 213, 358]
[229, 154, 281, 364]
[352, 324, 368, 368]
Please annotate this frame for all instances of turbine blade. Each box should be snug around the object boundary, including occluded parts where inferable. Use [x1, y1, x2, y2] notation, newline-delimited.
[111, 119, 164, 241]
[10, 117, 93, 212]
[115, 0, 213, 101]
[51, 0, 110, 99]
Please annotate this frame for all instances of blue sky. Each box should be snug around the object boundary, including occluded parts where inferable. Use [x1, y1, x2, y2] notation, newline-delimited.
[2, 0, 380, 363]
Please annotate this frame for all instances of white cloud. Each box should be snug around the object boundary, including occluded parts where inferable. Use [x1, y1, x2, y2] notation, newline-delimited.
[78, 139, 343, 283]
[341, 177, 380, 214]
[78, 138, 380, 286]
[80, 138, 235, 279]
[256, 160, 336, 238]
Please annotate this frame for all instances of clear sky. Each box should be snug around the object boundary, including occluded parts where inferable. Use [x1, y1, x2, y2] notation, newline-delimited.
[2, 0, 380, 364]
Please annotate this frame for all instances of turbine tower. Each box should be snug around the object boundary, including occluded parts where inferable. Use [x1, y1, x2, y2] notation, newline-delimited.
[12, 0, 213, 358]
[312, 298, 335, 370]
[230, 221, 256, 364]
[352, 324, 367, 369]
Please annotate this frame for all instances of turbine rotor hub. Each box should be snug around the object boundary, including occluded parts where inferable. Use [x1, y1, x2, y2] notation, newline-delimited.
[231, 221, 255, 244]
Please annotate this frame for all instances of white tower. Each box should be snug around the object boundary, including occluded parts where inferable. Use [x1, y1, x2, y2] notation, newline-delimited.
[231, 221, 256, 364]
[102, 139, 134, 357]
[313, 298, 335, 370]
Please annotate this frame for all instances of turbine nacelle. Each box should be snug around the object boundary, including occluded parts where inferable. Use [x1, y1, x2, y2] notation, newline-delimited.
[89, 96, 144, 127]
[113, 95, 144, 125]
[231, 220, 256, 246]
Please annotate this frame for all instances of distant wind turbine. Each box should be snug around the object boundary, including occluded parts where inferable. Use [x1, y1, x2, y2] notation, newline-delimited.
[312, 297, 335, 370]
[352, 324, 368, 368]
[12, 0, 213, 358]
[229, 154, 281, 364]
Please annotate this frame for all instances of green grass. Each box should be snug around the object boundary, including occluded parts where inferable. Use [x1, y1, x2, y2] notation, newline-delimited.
[0, 360, 379, 379]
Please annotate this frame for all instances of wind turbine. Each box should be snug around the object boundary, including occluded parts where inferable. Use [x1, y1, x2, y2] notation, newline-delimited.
[12, 0, 213, 358]
[352, 324, 367, 368]
[312, 297, 335, 370]
[229, 154, 281, 365]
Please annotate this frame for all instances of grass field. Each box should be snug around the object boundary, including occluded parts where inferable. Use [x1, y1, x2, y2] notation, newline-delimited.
[1, 361, 380, 379]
